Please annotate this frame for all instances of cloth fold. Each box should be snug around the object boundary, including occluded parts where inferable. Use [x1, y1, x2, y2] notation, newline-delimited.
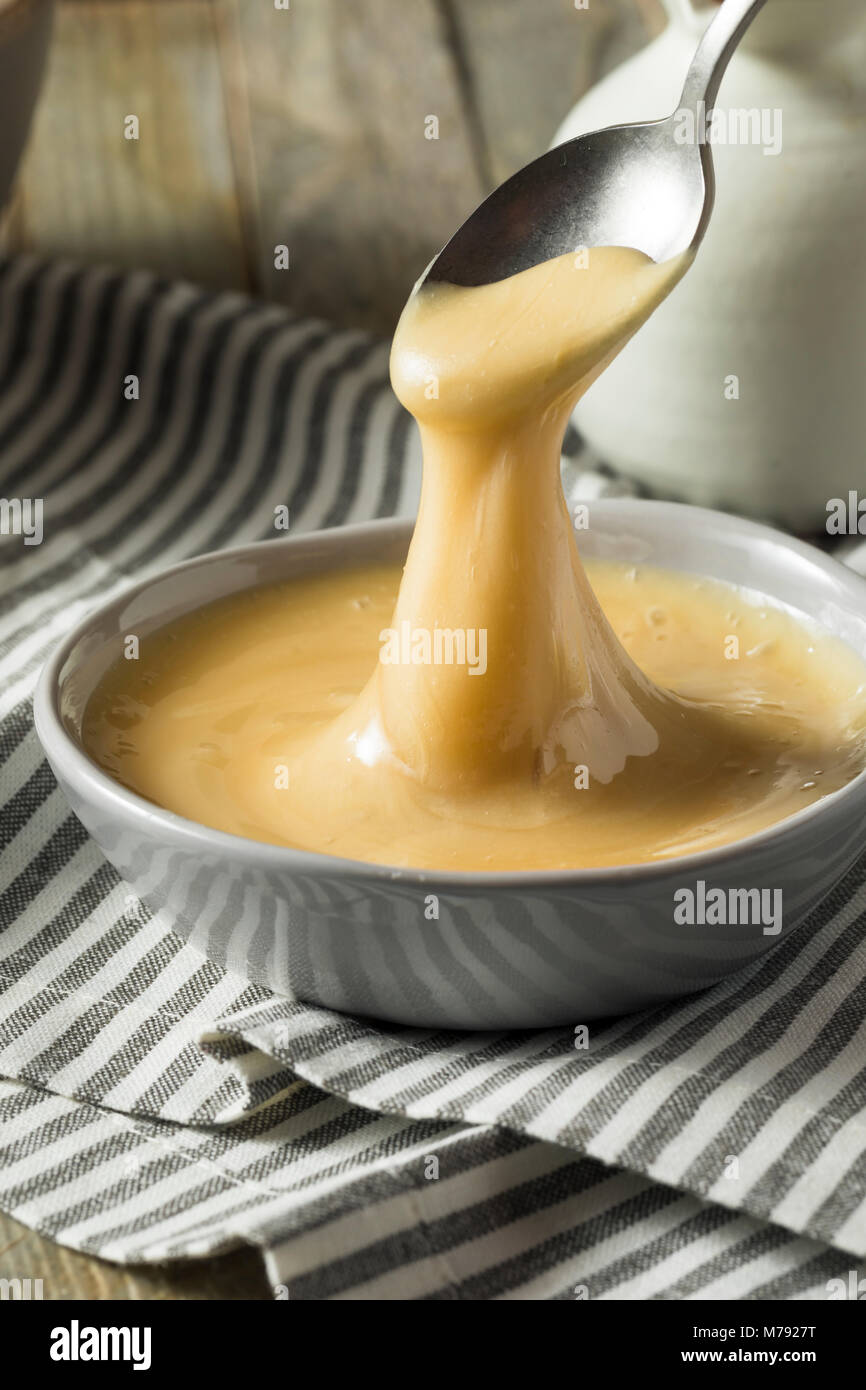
[2, 255, 865, 1299]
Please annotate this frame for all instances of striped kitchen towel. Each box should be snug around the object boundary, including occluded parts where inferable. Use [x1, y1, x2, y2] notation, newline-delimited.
[1, 255, 866, 1300]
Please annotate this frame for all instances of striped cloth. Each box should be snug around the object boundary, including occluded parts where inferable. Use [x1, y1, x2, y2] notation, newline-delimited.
[2, 255, 866, 1301]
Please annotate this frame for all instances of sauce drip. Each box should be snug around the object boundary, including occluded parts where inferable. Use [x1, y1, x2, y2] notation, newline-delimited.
[83, 248, 866, 869]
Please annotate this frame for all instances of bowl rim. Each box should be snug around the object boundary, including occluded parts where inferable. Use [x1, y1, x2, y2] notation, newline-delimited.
[33, 498, 866, 889]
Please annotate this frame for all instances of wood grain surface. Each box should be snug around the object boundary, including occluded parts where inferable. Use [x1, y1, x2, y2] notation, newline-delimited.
[3, 0, 664, 332]
[0, 0, 662, 1301]
[0, 1210, 272, 1299]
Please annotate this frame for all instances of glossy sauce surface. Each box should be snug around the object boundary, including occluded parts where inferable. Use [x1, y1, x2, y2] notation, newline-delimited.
[83, 559, 866, 870]
[83, 248, 866, 869]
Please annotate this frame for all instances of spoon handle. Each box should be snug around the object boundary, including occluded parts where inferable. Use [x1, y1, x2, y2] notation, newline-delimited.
[678, 0, 769, 114]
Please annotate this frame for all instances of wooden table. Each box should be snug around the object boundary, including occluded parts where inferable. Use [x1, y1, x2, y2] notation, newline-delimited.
[0, 0, 663, 1300]
[0, 1210, 272, 1299]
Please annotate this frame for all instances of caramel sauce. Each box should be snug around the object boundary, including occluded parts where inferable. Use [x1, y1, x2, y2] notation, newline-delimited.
[83, 248, 866, 869]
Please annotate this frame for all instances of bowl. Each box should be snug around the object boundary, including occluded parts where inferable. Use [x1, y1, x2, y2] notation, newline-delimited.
[34, 501, 866, 1028]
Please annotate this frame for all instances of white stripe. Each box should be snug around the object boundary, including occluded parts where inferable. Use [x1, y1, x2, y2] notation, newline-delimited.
[394, 421, 422, 517]
[2, 294, 241, 599]
[0, 884, 184, 1076]
[815, 1169, 866, 1255]
[0, 727, 46, 804]
[143, 318, 314, 558]
[289, 342, 390, 530]
[688, 1235, 826, 1301]
[310, 1032, 510, 1113]
[638, 884, 866, 1186]
[603, 1210, 760, 1300]
[0, 259, 45, 372]
[574, 889, 862, 1168]
[398, 1033, 568, 1122]
[0, 262, 78, 430]
[0, 264, 119, 476]
[337, 1168, 661, 1300]
[7, 277, 180, 544]
[17, 278, 200, 501]
[708, 1011, 866, 1215]
[0, 788, 93, 903]
[265, 1130, 559, 1283]
[59, 1110, 433, 1257]
[93, 310, 301, 569]
[344, 388, 403, 524]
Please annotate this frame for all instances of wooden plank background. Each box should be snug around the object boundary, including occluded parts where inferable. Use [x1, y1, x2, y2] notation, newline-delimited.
[0, 0, 663, 1300]
[3, 0, 665, 333]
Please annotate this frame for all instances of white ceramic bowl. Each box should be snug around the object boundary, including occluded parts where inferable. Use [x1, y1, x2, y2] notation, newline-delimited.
[34, 501, 866, 1027]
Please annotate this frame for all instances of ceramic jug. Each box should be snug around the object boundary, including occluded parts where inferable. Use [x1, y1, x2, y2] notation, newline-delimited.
[553, 0, 866, 531]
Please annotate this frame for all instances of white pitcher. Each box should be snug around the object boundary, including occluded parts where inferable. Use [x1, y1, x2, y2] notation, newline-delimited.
[553, 0, 866, 531]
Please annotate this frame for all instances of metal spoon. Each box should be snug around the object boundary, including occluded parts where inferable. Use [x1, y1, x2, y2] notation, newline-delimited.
[425, 0, 769, 288]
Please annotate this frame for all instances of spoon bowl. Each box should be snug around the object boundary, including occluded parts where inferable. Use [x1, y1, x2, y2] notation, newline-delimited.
[427, 0, 768, 288]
